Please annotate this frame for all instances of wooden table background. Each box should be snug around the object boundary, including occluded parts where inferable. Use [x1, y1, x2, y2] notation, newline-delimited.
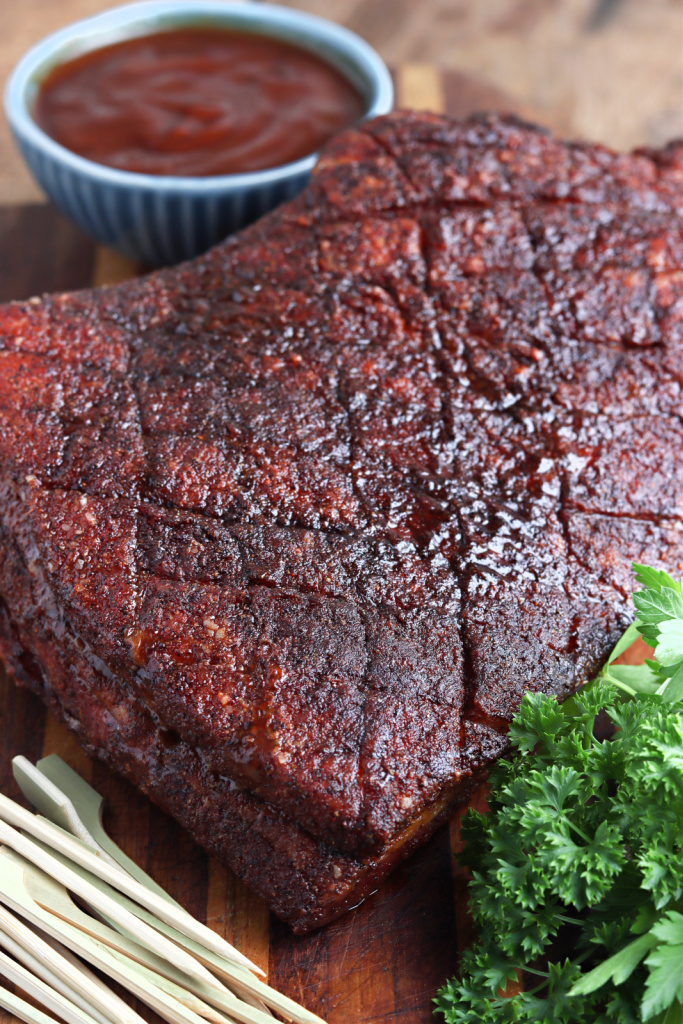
[0, 2, 682, 1022]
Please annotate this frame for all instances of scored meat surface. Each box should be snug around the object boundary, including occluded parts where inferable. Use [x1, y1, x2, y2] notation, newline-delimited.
[1, 112, 682, 931]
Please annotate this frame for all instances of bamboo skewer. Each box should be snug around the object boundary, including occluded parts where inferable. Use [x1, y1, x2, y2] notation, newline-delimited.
[0, 813, 218, 989]
[0, 928, 114, 1024]
[3, 754, 327, 1024]
[18, 754, 272, 1017]
[30, 843, 282, 1020]
[0, 848, 287, 1024]
[0, 982, 66, 1024]
[0, 902, 142, 1024]
[17, 753, 267, 1007]
[26, 825, 256, 983]
[40, 847, 310, 1023]
[16, 756, 171, 888]
[38, 930, 157, 1022]
[65, 868, 274, 1017]
[20, 853, 275, 1024]
[13, 757, 119, 866]
[0, 787, 260, 976]
[17, 756, 270, 1018]
[13, 758, 324, 1024]
[0, 943, 101, 1024]
[0, 858, 231, 1024]
[21, 859, 199, 991]
[38, 930, 242, 1024]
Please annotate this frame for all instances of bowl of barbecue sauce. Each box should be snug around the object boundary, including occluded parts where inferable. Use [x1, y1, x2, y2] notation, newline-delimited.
[5, 1, 393, 265]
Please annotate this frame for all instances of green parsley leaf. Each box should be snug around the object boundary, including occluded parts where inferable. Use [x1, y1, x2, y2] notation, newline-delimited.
[642, 912, 683, 1020]
[651, 1002, 683, 1024]
[633, 587, 683, 626]
[608, 662, 662, 694]
[658, 663, 683, 702]
[654, 619, 683, 667]
[632, 565, 682, 595]
[569, 933, 655, 996]
[435, 563, 683, 1024]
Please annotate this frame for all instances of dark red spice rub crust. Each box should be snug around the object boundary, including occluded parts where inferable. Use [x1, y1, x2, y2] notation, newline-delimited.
[0, 112, 682, 930]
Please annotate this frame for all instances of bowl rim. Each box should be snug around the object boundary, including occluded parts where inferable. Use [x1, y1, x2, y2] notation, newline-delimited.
[3, 0, 394, 192]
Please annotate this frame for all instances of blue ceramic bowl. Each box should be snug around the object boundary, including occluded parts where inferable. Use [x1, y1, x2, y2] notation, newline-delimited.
[4, 1, 393, 265]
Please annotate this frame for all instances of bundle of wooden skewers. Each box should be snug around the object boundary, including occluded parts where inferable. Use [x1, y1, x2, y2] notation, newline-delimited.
[0, 754, 326, 1024]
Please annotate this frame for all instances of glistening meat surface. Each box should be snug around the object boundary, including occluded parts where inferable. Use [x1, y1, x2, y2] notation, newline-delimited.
[0, 112, 682, 931]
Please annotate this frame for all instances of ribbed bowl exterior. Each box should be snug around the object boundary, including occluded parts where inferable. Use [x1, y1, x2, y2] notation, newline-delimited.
[5, 1, 393, 266]
[12, 130, 311, 265]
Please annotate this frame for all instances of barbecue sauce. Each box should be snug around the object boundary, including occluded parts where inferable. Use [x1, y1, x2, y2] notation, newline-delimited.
[34, 28, 366, 176]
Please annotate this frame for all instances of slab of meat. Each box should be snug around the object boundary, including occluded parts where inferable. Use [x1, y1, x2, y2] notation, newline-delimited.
[1, 112, 682, 932]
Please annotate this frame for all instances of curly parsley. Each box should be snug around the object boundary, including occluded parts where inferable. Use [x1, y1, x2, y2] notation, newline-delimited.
[435, 564, 683, 1024]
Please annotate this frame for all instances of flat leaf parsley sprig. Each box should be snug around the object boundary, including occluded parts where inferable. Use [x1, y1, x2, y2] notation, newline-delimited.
[435, 564, 683, 1024]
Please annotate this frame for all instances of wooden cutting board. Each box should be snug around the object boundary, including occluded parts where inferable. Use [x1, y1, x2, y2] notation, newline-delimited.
[0, 64, 638, 1023]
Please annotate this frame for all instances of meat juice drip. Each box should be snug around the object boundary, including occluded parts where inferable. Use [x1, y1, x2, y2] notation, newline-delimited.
[34, 28, 366, 176]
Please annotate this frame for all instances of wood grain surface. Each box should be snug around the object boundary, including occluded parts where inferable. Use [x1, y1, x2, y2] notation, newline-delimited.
[0, 9, 681, 1018]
